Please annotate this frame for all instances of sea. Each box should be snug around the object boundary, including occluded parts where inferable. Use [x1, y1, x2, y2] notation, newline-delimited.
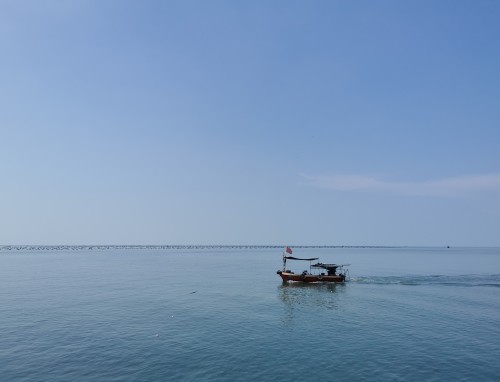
[1, 246, 499, 381]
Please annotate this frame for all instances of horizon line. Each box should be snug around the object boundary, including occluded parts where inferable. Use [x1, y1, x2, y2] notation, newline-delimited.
[0, 244, 488, 250]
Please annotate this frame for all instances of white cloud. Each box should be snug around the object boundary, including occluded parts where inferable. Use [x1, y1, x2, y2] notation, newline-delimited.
[301, 173, 500, 196]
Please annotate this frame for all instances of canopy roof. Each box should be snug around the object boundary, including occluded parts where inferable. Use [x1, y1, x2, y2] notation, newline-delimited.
[312, 262, 350, 269]
[284, 256, 319, 261]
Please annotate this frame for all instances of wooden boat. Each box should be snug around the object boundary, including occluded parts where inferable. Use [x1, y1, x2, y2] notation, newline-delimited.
[276, 247, 349, 283]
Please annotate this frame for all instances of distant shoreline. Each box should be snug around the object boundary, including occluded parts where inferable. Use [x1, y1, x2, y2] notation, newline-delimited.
[0, 244, 479, 251]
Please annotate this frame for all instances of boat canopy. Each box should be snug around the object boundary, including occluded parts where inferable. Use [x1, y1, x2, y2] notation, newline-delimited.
[284, 256, 319, 261]
[312, 262, 350, 269]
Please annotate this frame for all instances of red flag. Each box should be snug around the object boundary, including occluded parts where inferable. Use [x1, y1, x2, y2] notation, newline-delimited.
[285, 246, 293, 254]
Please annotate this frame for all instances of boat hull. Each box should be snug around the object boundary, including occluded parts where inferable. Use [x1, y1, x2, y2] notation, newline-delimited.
[278, 271, 345, 283]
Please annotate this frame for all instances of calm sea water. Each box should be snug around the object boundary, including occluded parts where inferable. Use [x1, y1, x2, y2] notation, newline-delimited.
[1, 247, 499, 381]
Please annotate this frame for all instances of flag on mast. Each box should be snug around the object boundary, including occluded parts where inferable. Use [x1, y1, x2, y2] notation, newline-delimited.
[285, 246, 293, 254]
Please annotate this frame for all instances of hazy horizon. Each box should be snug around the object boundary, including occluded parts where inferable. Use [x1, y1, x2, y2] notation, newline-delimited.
[0, 244, 493, 249]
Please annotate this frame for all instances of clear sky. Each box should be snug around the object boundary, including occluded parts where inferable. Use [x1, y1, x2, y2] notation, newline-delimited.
[1, 0, 499, 246]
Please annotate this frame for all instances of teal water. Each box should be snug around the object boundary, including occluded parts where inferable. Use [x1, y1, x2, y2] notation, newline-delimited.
[1, 247, 499, 381]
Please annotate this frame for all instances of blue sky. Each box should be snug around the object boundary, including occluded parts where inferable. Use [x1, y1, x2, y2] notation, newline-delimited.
[1, 0, 499, 246]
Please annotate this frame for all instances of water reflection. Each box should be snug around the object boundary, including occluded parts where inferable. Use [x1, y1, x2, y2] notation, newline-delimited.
[278, 282, 346, 325]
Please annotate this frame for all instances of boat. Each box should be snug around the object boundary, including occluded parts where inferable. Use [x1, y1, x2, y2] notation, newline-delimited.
[276, 247, 349, 283]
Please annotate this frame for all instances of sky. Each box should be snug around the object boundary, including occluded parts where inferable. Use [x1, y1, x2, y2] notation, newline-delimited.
[1, 0, 499, 246]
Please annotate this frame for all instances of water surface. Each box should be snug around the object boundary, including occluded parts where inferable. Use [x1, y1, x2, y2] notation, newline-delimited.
[1, 247, 499, 381]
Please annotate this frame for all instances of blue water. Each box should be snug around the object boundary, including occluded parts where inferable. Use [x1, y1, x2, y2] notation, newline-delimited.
[1, 247, 499, 381]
